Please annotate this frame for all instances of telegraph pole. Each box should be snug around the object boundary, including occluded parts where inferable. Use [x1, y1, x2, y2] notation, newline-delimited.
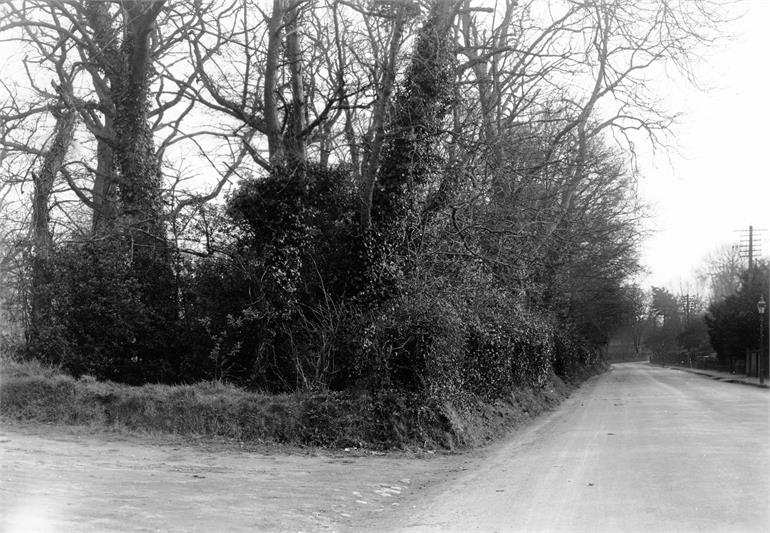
[737, 225, 765, 277]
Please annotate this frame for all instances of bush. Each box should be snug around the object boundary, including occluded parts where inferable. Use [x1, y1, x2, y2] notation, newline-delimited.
[456, 275, 555, 397]
[26, 237, 180, 384]
[179, 164, 362, 391]
[361, 288, 467, 397]
[17, 159, 606, 402]
[354, 271, 559, 401]
[464, 309, 554, 398]
[227, 163, 360, 302]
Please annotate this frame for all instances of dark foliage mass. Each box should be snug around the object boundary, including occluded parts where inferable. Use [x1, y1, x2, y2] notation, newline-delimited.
[705, 263, 769, 370]
[25, 237, 181, 384]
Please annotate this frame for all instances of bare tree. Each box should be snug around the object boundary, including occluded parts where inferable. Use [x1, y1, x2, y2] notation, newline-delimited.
[0, 0, 222, 336]
[430, 0, 725, 300]
[698, 244, 744, 302]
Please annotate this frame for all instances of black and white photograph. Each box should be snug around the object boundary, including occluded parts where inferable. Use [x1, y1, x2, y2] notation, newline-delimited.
[0, 0, 768, 531]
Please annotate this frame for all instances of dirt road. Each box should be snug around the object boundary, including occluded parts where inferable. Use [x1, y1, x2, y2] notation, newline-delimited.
[0, 425, 459, 532]
[393, 363, 770, 532]
[2, 363, 768, 532]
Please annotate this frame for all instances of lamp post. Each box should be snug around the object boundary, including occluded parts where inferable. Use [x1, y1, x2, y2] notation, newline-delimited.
[758, 296, 766, 385]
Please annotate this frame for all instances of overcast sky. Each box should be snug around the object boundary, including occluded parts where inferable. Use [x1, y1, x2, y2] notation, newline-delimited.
[636, 0, 770, 291]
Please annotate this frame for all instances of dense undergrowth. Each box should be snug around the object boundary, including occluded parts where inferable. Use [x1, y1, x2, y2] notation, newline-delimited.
[0, 357, 606, 450]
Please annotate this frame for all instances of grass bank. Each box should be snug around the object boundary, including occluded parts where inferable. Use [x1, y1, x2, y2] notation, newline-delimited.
[0, 358, 606, 450]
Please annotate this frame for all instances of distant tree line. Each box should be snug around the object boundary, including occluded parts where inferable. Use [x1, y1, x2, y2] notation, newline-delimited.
[627, 254, 768, 373]
[0, 0, 725, 399]
[642, 286, 710, 365]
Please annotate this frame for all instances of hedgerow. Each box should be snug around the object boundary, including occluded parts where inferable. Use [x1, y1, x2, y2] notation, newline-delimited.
[1, 357, 594, 449]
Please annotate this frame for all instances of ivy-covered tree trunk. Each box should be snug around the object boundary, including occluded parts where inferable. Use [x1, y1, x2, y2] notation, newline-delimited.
[358, 0, 458, 301]
[112, 1, 164, 235]
[109, 0, 176, 323]
[372, 0, 457, 232]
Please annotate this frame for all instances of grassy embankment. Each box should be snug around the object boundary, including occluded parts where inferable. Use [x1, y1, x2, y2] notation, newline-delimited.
[0, 356, 606, 450]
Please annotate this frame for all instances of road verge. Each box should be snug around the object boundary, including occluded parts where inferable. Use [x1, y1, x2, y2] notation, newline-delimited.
[1, 358, 607, 450]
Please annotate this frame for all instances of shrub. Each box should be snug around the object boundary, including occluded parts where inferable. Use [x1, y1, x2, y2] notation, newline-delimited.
[361, 287, 467, 398]
[355, 271, 558, 401]
[552, 327, 595, 379]
[179, 164, 363, 391]
[26, 237, 179, 384]
[460, 278, 555, 398]
[227, 163, 360, 302]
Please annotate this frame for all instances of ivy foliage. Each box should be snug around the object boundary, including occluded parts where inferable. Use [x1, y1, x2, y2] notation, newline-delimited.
[181, 164, 363, 391]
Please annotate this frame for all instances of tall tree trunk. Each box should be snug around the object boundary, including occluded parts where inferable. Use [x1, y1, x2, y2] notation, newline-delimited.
[113, 1, 165, 236]
[265, 0, 286, 167]
[460, 8, 502, 170]
[284, 3, 308, 167]
[358, 5, 410, 230]
[109, 0, 175, 322]
[84, 0, 119, 234]
[30, 105, 76, 337]
[372, 0, 458, 229]
[356, 0, 458, 302]
[91, 120, 117, 233]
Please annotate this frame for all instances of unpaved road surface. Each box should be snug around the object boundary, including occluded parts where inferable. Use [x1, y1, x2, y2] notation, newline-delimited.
[0, 424, 457, 532]
[2, 363, 769, 532]
[393, 363, 770, 532]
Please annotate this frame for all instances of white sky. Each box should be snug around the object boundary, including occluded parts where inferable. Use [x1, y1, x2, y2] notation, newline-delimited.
[636, 0, 770, 290]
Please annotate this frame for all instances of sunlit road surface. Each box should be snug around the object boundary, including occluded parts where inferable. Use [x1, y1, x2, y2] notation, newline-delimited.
[397, 363, 770, 533]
